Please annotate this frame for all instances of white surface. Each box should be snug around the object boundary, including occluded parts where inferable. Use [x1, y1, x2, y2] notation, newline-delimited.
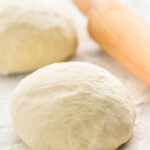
[0, 0, 150, 150]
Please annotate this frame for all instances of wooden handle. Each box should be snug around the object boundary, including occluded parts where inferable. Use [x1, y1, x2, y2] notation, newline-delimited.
[72, 0, 98, 16]
[73, 0, 150, 86]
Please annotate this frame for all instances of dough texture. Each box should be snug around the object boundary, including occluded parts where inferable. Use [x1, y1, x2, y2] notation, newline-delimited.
[11, 62, 136, 150]
[0, 0, 77, 74]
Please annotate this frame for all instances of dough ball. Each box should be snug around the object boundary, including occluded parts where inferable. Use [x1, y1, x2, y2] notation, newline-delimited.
[11, 62, 135, 150]
[0, 0, 77, 74]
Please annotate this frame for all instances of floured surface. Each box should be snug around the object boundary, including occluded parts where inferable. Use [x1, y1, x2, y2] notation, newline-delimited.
[0, 0, 150, 150]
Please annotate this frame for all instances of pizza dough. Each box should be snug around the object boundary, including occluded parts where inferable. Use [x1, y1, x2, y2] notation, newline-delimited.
[0, 0, 77, 74]
[11, 62, 136, 150]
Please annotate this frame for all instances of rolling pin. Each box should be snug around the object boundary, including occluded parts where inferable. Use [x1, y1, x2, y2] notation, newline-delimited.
[72, 0, 150, 86]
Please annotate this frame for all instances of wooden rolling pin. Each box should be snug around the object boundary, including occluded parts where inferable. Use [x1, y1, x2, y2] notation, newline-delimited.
[72, 0, 150, 86]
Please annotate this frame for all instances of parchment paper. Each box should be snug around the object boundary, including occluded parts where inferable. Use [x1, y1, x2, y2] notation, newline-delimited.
[0, 0, 150, 149]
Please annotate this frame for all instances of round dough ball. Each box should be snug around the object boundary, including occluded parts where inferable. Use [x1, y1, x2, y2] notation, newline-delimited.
[0, 0, 77, 74]
[11, 62, 135, 150]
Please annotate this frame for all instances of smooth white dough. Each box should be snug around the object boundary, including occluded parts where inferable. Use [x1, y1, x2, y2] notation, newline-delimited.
[11, 62, 136, 150]
[0, 0, 77, 74]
